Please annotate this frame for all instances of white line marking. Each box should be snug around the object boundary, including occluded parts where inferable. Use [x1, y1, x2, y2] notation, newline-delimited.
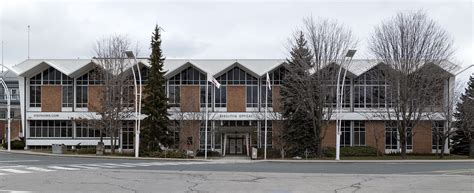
[121, 163, 154, 167]
[48, 166, 80, 171]
[81, 164, 118, 168]
[66, 165, 100, 169]
[101, 163, 135, 167]
[0, 160, 39, 163]
[0, 169, 32, 174]
[25, 167, 55, 172]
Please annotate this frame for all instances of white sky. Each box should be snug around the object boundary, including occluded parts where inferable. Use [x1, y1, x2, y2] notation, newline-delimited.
[0, 0, 473, 83]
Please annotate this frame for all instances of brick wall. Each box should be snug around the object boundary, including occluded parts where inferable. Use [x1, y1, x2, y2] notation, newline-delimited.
[41, 85, 62, 112]
[227, 86, 245, 112]
[179, 120, 200, 151]
[413, 121, 432, 154]
[0, 120, 22, 141]
[365, 121, 385, 154]
[272, 86, 282, 112]
[88, 85, 104, 112]
[180, 86, 200, 112]
[322, 121, 336, 148]
[272, 120, 284, 149]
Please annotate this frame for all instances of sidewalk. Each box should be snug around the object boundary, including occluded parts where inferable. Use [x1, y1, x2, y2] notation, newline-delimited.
[2, 149, 473, 163]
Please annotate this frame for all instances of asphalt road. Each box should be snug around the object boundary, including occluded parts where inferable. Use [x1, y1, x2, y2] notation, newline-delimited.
[0, 151, 473, 193]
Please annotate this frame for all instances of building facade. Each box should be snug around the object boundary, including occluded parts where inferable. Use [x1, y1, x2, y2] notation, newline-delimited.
[0, 70, 22, 143]
[11, 59, 458, 155]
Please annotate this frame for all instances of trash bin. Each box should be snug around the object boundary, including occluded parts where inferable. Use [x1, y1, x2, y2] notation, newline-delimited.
[52, 144, 66, 154]
[251, 147, 258, 160]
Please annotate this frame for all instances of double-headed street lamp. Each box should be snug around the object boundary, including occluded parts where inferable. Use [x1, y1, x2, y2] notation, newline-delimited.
[125, 51, 142, 158]
[335, 49, 356, 161]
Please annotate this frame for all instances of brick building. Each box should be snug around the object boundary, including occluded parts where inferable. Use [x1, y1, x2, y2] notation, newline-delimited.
[11, 59, 459, 155]
[0, 70, 22, 143]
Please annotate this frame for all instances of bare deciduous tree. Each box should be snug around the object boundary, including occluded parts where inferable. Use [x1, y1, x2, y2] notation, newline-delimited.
[369, 10, 454, 159]
[283, 17, 357, 157]
[89, 35, 138, 154]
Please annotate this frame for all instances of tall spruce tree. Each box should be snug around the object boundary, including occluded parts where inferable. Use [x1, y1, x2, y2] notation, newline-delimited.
[141, 25, 172, 153]
[453, 75, 474, 155]
[281, 32, 316, 157]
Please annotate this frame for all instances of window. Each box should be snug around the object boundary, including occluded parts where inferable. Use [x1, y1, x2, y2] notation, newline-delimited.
[200, 85, 212, 107]
[266, 66, 287, 85]
[168, 66, 207, 107]
[353, 121, 366, 146]
[385, 122, 412, 150]
[76, 85, 88, 108]
[246, 85, 258, 108]
[432, 121, 445, 150]
[29, 120, 72, 138]
[260, 121, 272, 148]
[339, 120, 366, 147]
[354, 67, 390, 108]
[76, 121, 109, 138]
[322, 78, 350, 108]
[168, 85, 180, 107]
[215, 86, 226, 108]
[62, 86, 73, 108]
[340, 121, 351, 147]
[29, 73, 42, 107]
[260, 85, 272, 107]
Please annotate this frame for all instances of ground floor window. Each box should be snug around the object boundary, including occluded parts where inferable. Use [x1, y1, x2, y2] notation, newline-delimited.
[339, 120, 366, 147]
[385, 122, 412, 150]
[121, 121, 134, 150]
[29, 120, 72, 138]
[260, 121, 272, 148]
[432, 121, 445, 150]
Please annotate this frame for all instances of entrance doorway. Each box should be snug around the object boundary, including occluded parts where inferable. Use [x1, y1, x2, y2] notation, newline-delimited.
[228, 137, 244, 154]
[223, 133, 250, 156]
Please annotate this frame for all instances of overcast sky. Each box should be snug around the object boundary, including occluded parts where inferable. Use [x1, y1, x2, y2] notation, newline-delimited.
[1, 0, 473, 82]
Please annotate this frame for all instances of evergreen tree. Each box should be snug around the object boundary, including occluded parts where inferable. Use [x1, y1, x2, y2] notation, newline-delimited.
[141, 25, 172, 153]
[281, 31, 316, 157]
[453, 75, 474, 155]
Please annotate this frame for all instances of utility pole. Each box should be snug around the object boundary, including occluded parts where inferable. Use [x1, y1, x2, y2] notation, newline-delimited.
[28, 25, 30, 59]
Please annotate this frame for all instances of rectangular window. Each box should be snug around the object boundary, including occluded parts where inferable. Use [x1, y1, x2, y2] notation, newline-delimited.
[260, 86, 272, 108]
[353, 121, 366, 146]
[200, 85, 212, 108]
[215, 86, 226, 108]
[340, 121, 351, 147]
[168, 85, 180, 107]
[76, 86, 88, 108]
[29, 86, 41, 107]
[385, 122, 412, 150]
[29, 120, 72, 138]
[76, 121, 103, 138]
[62, 86, 73, 107]
[432, 121, 445, 150]
[246, 86, 258, 108]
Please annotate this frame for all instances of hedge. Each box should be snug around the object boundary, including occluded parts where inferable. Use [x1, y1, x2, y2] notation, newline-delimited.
[2, 139, 25, 150]
[324, 146, 378, 157]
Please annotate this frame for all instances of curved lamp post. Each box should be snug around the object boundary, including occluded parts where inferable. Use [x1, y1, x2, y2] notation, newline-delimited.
[0, 78, 11, 151]
[335, 49, 356, 161]
[125, 51, 142, 158]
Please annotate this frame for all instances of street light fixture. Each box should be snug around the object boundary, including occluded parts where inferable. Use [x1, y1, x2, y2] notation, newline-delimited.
[0, 78, 11, 151]
[125, 51, 142, 158]
[335, 49, 356, 161]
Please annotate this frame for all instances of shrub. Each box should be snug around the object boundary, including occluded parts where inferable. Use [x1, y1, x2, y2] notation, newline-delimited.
[340, 146, 378, 156]
[148, 149, 187, 158]
[323, 146, 378, 157]
[196, 150, 221, 157]
[2, 139, 25, 150]
[257, 148, 281, 159]
[75, 147, 96, 154]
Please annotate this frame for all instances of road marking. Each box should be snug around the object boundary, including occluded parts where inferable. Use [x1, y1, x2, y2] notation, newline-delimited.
[25, 167, 55, 172]
[81, 164, 118, 168]
[0, 160, 39, 163]
[0, 169, 32, 174]
[122, 163, 154, 167]
[48, 166, 80, 171]
[67, 165, 101, 169]
[101, 163, 135, 167]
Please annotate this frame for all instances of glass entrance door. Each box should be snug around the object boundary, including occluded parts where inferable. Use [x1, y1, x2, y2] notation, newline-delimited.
[228, 137, 244, 155]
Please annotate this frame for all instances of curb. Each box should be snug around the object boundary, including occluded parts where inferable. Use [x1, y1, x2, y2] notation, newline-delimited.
[2, 150, 473, 163]
[0, 150, 212, 162]
[264, 159, 474, 163]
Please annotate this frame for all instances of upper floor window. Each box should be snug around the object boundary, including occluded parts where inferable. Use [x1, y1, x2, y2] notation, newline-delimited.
[354, 67, 391, 108]
[29, 67, 74, 108]
[217, 66, 258, 85]
[265, 66, 287, 85]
